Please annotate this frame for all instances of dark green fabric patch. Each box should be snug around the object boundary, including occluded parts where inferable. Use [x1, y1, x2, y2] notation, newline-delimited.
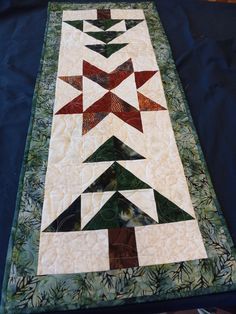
[84, 136, 145, 162]
[86, 43, 128, 58]
[115, 162, 150, 190]
[125, 19, 144, 30]
[85, 136, 114, 162]
[85, 31, 124, 43]
[83, 192, 157, 230]
[154, 190, 194, 223]
[87, 19, 122, 30]
[106, 43, 127, 57]
[64, 20, 83, 31]
[43, 196, 81, 232]
[84, 162, 150, 192]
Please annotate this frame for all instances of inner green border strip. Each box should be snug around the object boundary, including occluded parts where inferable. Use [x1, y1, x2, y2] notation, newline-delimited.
[1, 2, 236, 313]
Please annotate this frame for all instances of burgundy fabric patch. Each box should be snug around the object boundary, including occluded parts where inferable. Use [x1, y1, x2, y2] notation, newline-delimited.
[56, 94, 83, 114]
[109, 227, 139, 269]
[56, 59, 164, 133]
[138, 92, 166, 111]
[83, 59, 133, 90]
[110, 92, 137, 112]
[84, 91, 138, 113]
[97, 9, 111, 20]
[83, 92, 143, 133]
[114, 111, 143, 132]
[134, 70, 157, 88]
[59, 76, 83, 91]
[82, 112, 108, 135]
[83, 60, 109, 89]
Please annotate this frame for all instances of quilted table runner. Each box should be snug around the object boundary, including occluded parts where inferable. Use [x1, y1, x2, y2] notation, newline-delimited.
[1, 1, 236, 313]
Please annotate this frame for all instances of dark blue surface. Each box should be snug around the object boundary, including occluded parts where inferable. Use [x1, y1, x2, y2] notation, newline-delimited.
[0, 0, 236, 312]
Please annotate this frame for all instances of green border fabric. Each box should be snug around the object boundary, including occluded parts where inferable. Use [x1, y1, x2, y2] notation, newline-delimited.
[1, 2, 236, 313]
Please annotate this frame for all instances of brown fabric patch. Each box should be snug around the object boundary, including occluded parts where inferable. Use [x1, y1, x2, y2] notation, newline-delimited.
[56, 94, 83, 114]
[97, 9, 111, 20]
[108, 227, 139, 269]
[138, 92, 166, 111]
[59, 76, 83, 91]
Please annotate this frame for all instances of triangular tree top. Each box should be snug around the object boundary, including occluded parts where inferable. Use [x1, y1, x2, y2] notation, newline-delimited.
[86, 19, 122, 31]
[84, 136, 145, 163]
[84, 162, 151, 193]
[83, 192, 157, 230]
[43, 196, 81, 232]
[85, 43, 128, 58]
[85, 31, 124, 43]
[154, 190, 194, 224]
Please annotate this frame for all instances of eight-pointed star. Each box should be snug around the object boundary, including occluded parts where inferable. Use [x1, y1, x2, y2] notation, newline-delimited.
[56, 58, 166, 134]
